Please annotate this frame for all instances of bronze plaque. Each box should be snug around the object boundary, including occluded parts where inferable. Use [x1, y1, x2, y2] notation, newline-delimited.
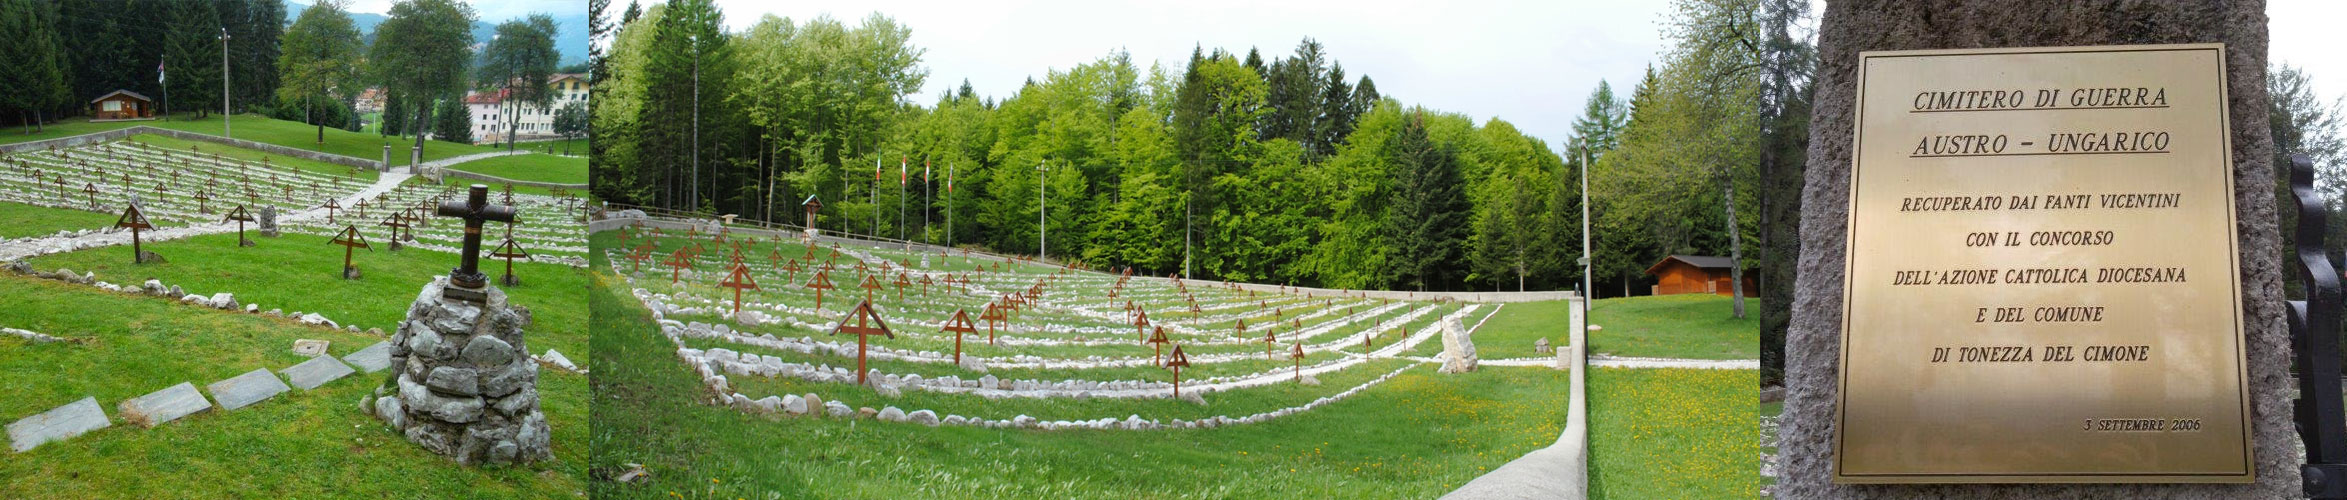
[1834, 44, 2250, 483]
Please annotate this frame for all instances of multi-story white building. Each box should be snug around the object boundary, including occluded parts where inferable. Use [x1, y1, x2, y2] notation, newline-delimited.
[466, 73, 589, 144]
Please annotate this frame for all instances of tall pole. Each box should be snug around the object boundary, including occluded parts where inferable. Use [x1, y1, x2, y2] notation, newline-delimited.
[1580, 144, 1594, 320]
[1038, 160, 1047, 260]
[899, 157, 906, 242]
[220, 28, 231, 139]
[690, 33, 701, 210]
[1183, 196, 1192, 279]
[947, 163, 954, 248]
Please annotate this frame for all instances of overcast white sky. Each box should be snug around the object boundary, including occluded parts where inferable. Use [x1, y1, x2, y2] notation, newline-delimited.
[671, 0, 2343, 149]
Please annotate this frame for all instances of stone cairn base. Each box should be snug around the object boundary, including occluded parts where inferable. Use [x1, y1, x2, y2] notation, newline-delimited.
[362, 276, 549, 465]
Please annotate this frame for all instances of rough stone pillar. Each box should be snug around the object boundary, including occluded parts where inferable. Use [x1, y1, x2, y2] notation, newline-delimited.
[363, 276, 549, 465]
[1776, 1, 2288, 498]
[382, 145, 392, 173]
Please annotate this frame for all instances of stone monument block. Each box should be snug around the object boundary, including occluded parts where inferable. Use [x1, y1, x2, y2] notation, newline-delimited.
[364, 277, 550, 465]
[281, 355, 356, 390]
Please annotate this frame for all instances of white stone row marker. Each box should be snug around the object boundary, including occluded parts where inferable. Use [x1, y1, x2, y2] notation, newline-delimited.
[7, 397, 111, 452]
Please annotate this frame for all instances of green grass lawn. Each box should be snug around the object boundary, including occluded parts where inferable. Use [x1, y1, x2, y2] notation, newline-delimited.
[0, 201, 117, 239]
[1473, 299, 1576, 359]
[0, 274, 587, 499]
[26, 231, 588, 358]
[1, 113, 500, 162]
[450, 153, 588, 185]
[123, 133, 380, 182]
[1587, 367, 1762, 499]
[1586, 294, 1758, 360]
[587, 233, 1576, 498]
[518, 137, 587, 157]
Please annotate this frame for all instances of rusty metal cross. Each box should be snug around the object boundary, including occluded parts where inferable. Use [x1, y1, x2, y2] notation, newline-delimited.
[434, 185, 516, 300]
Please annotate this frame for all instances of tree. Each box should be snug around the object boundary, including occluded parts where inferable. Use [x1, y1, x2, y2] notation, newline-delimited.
[0, 0, 68, 132]
[163, 0, 222, 119]
[222, 0, 285, 113]
[432, 97, 471, 144]
[279, 0, 364, 144]
[1752, 0, 1816, 386]
[553, 99, 588, 155]
[371, 0, 475, 151]
[480, 14, 561, 152]
[1384, 112, 1471, 291]
[381, 91, 408, 136]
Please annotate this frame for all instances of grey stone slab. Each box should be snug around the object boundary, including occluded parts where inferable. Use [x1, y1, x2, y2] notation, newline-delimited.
[119, 382, 212, 428]
[280, 355, 356, 391]
[8, 397, 110, 452]
[206, 368, 291, 411]
[342, 341, 393, 373]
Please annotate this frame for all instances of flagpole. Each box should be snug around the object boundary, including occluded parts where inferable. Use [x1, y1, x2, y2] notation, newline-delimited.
[221, 28, 231, 139]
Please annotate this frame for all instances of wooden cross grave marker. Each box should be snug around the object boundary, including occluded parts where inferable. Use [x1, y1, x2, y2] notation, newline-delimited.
[1166, 345, 1191, 398]
[116, 203, 153, 264]
[194, 189, 212, 214]
[806, 269, 837, 311]
[719, 262, 759, 315]
[83, 182, 99, 208]
[322, 198, 341, 224]
[918, 275, 933, 297]
[859, 273, 884, 304]
[1133, 309, 1151, 343]
[892, 271, 910, 301]
[662, 247, 693, 284]
[1265, 327, 1280, 362]
[828, 299, 893, 385]
[329, 225, 372, 279]
[225, 204, 256, 247]
[626, 242, 653, 273]
[379, 212, 411, 250]
[1291, 342, 1307, 383]
[1147, 326, 1170, 366]
[491, 225, 531, 286]
[941, 309, 978, 365]
[979, 302, 1007, 346]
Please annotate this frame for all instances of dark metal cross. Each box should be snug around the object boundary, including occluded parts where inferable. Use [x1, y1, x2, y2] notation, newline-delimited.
[225, 205, 256, 247]
[116, 204, 153, 264]
[434, 184, 516, 301]
[329, 224, 372, 279]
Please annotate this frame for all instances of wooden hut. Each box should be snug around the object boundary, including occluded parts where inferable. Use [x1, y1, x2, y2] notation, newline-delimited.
[90, 90, 155, 120]
[1643, 255, 1754, 296]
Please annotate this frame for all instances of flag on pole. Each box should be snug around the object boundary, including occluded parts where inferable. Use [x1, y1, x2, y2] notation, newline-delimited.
[874, 156, 883, 181]
[948, 164, 954, 193]
[900, 157, 907, 185]
[158, 61, 166, 83]
[924, 160, 931, 182]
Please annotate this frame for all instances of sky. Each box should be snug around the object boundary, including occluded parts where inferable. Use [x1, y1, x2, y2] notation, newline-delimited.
[700, 0, 2342, 151]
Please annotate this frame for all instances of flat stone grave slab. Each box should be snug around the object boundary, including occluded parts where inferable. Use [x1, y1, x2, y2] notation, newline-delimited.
[8, 397, 111, 452]
[342, 341, 393, 373]
[281, 356, 356, 391]
[119, 382, 212, 428]
[207, 368, 291, 411]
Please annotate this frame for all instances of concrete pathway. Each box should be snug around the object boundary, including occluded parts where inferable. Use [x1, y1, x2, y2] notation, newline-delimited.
[415, 150, 526, 172]
[1481, 355, 1758, 370]
[1443, 298, 1589, 500]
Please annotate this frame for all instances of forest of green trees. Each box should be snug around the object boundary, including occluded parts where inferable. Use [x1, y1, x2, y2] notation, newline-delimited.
[592, 0, 1817, 298]
[0, 0, 574, 151]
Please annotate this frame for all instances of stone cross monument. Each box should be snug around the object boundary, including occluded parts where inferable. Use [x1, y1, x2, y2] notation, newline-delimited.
[363, 184, 548, 465]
